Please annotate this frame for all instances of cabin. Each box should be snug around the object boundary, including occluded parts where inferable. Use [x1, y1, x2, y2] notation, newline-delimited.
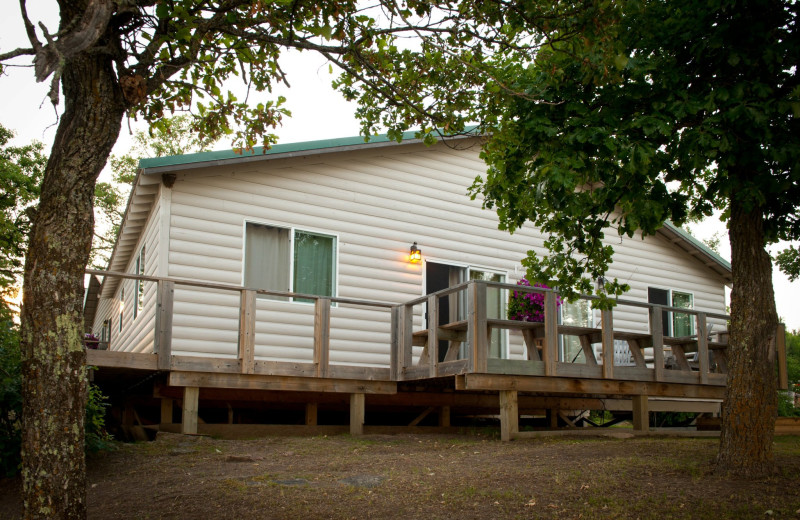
[83, 132, 776, 440]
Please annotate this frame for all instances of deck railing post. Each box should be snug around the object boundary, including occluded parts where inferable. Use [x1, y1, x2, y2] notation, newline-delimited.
[649, 306, 664, 382]
[601, 308, 614, 379]
[390, 306, 401, 380]
[238, 289, 256, 374]
[427, 294, 440, 377]
[314, 298, 331, 378]
[467, 281, 488, 373]
[543, 291, 558, 376]
[777, 322, 788, 390]
[402, 303, 414, 376]
[696, 312, 709, 384]
[155, 280, 175, 371]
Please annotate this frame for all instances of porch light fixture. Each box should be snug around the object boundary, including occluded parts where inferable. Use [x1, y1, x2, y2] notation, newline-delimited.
[409, 242, 422, 263]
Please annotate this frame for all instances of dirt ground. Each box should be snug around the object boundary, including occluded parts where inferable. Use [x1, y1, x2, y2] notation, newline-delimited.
[1, 432, 799, 519]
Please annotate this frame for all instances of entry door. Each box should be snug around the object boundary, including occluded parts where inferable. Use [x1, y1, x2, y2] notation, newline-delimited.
[425, 262, 466, 362]
[425, 263, 506, 360]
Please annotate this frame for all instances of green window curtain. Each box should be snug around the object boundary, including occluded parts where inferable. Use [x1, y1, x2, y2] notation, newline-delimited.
[293, 231, 336, 303]
[244, 222, 290, 300]
[671, 291, 694, 337]
[469, 270, 505, 358]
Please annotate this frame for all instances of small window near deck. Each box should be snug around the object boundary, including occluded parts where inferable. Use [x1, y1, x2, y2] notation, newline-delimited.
[244, 222, 290, 300]
[134, 246, 145, 319]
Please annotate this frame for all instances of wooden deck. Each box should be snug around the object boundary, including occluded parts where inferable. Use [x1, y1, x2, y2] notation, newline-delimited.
[85, 270, 789, 440]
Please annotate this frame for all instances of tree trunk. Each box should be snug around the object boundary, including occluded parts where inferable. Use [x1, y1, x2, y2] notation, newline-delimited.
[19, 44, 125, 517]
[715, 197, 778, 477]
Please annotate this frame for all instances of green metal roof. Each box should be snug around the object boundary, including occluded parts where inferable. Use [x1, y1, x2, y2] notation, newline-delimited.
[138, 130, 425, 170]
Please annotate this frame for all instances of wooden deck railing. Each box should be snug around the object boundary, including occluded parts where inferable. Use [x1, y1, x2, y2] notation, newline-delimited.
[85, 270, 789, 391]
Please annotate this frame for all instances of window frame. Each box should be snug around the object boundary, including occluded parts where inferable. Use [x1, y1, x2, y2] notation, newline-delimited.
[648, 286, 695, 337]
[242, 220, 339, 304]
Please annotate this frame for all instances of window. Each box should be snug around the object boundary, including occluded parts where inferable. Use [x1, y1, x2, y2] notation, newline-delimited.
[648, 287, 694, 337]
[134, 246, 145, 319]
[671, 291, 694, 337]
[469, 269, 506, 358]
[119, 288, 124, 332]
[244, 222, 337, 302]
[561, 299, 593, 362]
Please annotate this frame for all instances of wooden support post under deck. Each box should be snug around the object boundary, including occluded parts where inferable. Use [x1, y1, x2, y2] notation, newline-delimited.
[155, 280, 175, 371]
[314, 298, 331, 378]
[696, 312, 709, 385]
[543, 291, 558, 376]
[439, 406, 451, 428]
[499, 390, 519, 442]
[631, 395, 649, 432]
[777, 323, 788, 390]
[350, 393, 365, 435]
[427, 294, 439, 377]
[601, 309, 614, 379]
[305, 403, 318, 426]
[468, 282, 488, 373]
[238, 290, 256, 375]
[649, 307, 664, 382]
[160, 398, 174, 425]
[182, 386, 200, 435]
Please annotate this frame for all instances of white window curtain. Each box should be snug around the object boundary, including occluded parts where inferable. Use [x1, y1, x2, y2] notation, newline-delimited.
[244, 222, 290, 299]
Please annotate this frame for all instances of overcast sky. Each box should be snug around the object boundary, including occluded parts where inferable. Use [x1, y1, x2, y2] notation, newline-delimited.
[1, 4, 797, 330]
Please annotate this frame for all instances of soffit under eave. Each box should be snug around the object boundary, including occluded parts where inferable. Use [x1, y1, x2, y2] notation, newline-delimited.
[99, 173, 161, 298]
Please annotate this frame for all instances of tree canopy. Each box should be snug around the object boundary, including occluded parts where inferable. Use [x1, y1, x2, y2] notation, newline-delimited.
[339, 0, 799, 476]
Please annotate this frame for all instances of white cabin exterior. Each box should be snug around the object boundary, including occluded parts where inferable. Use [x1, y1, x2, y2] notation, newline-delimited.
[86, 133, 731, 368]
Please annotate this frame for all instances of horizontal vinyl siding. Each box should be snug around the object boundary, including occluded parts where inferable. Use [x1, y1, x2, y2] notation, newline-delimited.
[110, 195, 161, 353]
[164, 142, 726, 364]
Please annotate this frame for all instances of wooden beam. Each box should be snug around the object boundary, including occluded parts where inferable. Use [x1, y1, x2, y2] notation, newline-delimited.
[390, 306, 401, 380]
[696, 312, 709, 385]
[468, 282, 488, 373]
[402, 304, 414, 376]
[182, 386, 199, 435]
[439, 406, 451, 428]
[408, 407, 435, 427]
[160, 398, 174, 425]
[649, 307, 665, 382]
[305, 403, 318, 426]
[350, 393, 365, 435]
[627, 339, 647, 368]
[169, 371, 397, 394]
[456, 373, 726, 399]
[238, 290, 256, 375]
[427, 294, 439, 378]
[499, 390, 519, 442]
[632, 395, 649, 432]
[600, 309, 614, 379]
[86, 350, 158, 370]
[314, 298, 331, 378]
[155, 280, 175, 371]
[579, 335, 597, 365]
[543, 292, 559, 376]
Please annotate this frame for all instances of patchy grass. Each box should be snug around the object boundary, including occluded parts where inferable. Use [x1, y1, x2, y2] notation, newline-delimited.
[1, 433, 799, 519]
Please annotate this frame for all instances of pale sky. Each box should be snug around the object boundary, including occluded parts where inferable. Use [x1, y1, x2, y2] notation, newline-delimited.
[1, 4, 797, 330]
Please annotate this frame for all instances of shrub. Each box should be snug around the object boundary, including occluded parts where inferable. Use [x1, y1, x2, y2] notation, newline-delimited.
[0, 318, 113, 475]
